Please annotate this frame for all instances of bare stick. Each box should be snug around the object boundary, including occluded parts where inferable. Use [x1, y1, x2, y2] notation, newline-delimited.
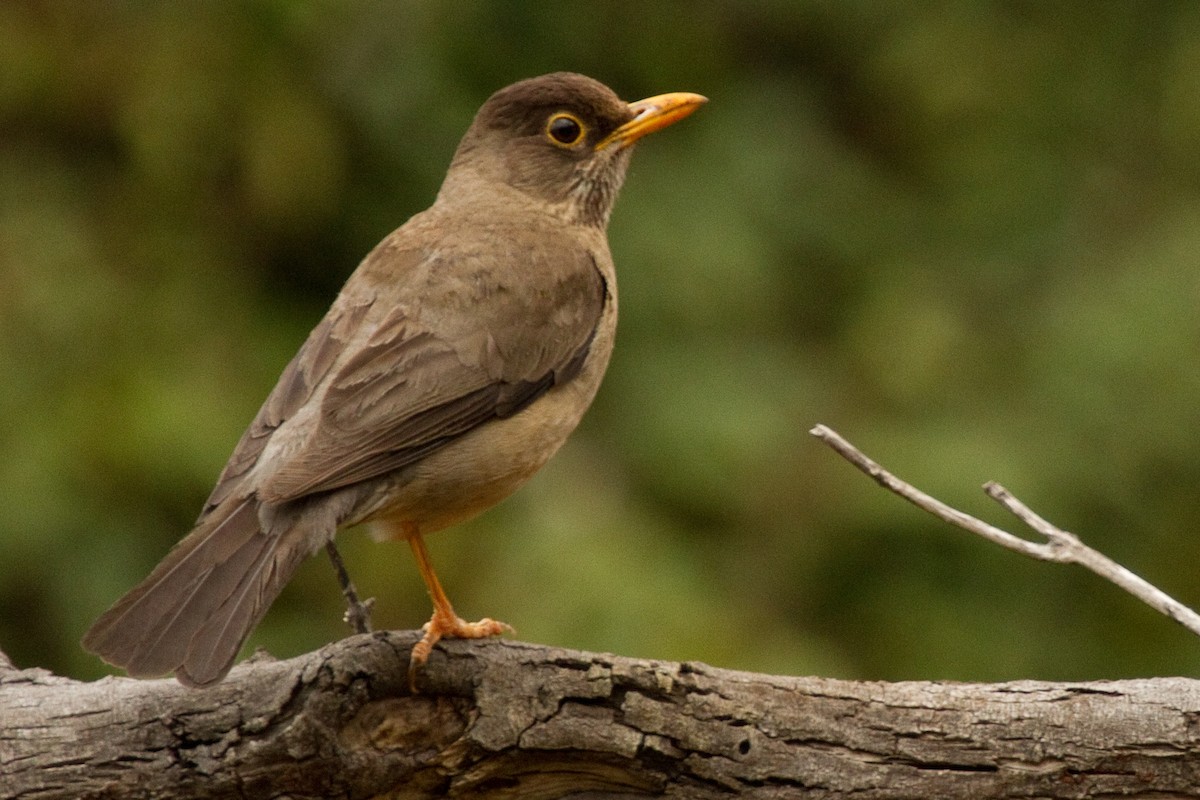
[810, 423, 1200, 639]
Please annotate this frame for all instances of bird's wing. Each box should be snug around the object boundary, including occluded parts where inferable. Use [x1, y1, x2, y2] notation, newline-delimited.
[203, 234, 606, 512]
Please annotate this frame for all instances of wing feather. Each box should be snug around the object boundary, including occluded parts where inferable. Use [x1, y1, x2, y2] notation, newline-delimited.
[213, 231, 606, 508]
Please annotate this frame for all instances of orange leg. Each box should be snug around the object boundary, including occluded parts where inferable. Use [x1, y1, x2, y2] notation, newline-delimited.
[406, 526, 511, 684]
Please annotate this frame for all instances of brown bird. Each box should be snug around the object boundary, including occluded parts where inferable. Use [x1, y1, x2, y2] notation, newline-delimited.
[82, 73, 706, 687]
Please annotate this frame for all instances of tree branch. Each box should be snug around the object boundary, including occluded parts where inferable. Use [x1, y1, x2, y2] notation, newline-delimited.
[3, 632, 1200, 798]
[810, 423, 1200, 637]
[7, 427, 1200, 797]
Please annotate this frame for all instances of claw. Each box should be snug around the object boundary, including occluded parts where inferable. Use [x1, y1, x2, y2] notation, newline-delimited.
[405, 531, 512, 691]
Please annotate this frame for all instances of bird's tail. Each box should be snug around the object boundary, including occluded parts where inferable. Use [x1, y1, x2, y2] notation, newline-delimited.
[82, 495, 313, 687]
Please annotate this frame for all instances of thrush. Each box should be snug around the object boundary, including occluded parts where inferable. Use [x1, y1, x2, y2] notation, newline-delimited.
[82, 72, 706, 687]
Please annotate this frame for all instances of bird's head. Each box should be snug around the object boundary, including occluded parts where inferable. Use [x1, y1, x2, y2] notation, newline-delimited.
[442, 72, 706, 228]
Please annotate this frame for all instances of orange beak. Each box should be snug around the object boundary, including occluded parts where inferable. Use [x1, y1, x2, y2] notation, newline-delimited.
[595, 91, 708, 151]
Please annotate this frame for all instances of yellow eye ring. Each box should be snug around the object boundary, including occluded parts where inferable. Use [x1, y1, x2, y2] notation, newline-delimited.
[545, 112, 586, 147]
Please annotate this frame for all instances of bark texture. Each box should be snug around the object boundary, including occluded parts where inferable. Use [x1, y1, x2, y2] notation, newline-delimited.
[2, 632, 1199, 798]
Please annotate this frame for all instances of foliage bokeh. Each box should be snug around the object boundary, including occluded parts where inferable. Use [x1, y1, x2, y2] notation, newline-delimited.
[3, 1, 1200, 683]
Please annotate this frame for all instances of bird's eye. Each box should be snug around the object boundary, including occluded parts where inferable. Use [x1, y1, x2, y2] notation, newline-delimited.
[546, 113, 585, 146]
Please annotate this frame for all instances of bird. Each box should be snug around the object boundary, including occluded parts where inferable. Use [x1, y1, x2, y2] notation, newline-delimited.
[82, 72, 706, 687]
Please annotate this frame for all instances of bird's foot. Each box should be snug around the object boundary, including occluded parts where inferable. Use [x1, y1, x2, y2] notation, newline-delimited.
[324, 541, 374, 634]
[342, 595, 376, 635]
[408, 612, 512, 690]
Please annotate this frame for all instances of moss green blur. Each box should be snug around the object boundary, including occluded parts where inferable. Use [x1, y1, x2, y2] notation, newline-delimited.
[3, 1, 1199, 682]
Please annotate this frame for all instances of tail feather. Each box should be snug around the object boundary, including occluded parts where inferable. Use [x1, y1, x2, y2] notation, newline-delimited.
[82, 495, 312, 686]
[176, 530, 311, 687]
[142, 520, 277, 683]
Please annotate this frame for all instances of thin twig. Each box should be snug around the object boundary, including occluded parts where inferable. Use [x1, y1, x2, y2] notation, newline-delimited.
[810, 423, 1200, 639]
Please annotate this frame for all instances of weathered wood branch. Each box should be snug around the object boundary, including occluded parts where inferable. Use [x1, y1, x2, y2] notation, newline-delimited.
[3, 632, 1200, 798]
[811, 424, 1200, 638]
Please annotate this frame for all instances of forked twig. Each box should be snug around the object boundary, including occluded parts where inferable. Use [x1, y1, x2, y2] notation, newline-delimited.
[810, 423, 1200, 638]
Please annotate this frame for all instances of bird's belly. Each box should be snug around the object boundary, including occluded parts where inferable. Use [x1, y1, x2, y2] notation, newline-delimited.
[360, 375, 600, 539]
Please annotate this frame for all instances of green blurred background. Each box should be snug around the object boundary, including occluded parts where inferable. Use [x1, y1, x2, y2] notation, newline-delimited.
[3, 1, 1200, 684]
